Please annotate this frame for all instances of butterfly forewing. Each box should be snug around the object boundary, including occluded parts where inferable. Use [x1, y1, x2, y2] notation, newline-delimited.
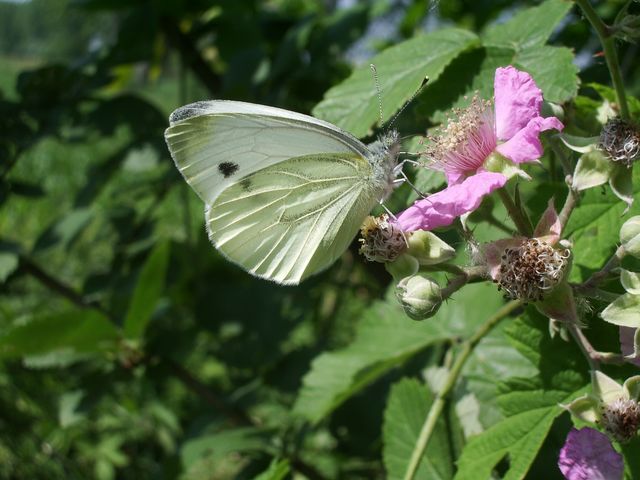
[165, 101, 369, 206]
[206, 153, 379, 284]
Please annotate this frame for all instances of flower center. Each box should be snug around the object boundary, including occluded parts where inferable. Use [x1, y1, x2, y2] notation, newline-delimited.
[359, 214, 408, 263]
[496, 238, 570, 302]
[599, 117, 640, 167]
[601, 398, 640, 443]
[424, 95, 496, 177]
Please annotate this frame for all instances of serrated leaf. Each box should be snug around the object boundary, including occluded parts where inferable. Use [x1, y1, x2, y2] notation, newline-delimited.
[453, 386, 582, 480]
[564, 166, 640, 280]
[312, 28, 479, 137]
[601, 293, 640, 327]
[123, 241, 170, 339]
[0, 310, 119, 359]
[481, 0, 572, 50]
[514, 45, 579, 103]
[572, 150, 612, 191]
[383, 379, 453, 480]
[454, 313, 588, 480]
[293, 283, 503, 423]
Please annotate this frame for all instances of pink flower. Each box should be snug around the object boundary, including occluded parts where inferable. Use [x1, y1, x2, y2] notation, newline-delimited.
[396, 66, 564, 231]
[558, 428, 623, 480]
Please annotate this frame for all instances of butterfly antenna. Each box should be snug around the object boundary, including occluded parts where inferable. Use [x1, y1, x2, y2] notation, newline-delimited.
[370, 64, 384, 127]
[385, 76, 430, 130]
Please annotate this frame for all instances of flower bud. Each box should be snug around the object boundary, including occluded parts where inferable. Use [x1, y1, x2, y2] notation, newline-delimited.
[395, 274, 442, 321]
[599, 117, 640, 167]
[405, 230, 455, 265]
[620, 215, 640, 258]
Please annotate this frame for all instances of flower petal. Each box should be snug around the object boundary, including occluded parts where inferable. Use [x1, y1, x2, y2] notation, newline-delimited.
[496, 116, 564, 164]
[396, 172, 507, 231]
[481, 238, 525, 280]
[494, 66, 544, 141]
[558, 427, 623, 480]
[533, 199, 562, 245]
[619, 326, 640, 367]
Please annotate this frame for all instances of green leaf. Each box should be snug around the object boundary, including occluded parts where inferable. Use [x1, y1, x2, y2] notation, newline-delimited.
[293, 283, 503, 423]
[601, 293, 640, 327]
[609, 164, 634, 211]
[180, 427, 271, 470]
[312, 28, 479, 137]
[253, 459, 290, 480]
[123, 241, 170, 339]
[564, 166, 640, 280]
[454, 313, 588, 480]
[383, 379, 453, 480]
[558, 133, 599, 153]
[33, 207, 94, 252]
[0, 309, 119, 360]
[481, 0, 572, 49]
[0, 251, 18, 282]
[513, 45, 579, 104]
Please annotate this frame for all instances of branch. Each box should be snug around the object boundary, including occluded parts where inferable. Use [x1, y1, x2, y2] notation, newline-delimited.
[497, 188, 533, 237]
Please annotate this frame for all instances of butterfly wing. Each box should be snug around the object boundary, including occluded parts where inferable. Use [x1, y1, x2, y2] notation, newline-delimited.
[164, 100, 385, 285]
[207, 152, 380, 284]
[164, 100, 369, 205]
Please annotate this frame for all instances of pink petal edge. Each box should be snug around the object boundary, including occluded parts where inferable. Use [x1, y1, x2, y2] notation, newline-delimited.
[558, 427, 623, 480]
[494, 66, 544, 141]
[533, 198, 562, 245]
[396, 172, 507, 231]
[496, 116, 564, 164]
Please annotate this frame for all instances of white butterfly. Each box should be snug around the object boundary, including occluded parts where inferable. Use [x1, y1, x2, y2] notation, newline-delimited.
[164, 100, 400, 285]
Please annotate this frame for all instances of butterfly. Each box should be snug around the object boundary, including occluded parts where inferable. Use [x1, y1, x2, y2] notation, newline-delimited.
[164, 100, 400, 285]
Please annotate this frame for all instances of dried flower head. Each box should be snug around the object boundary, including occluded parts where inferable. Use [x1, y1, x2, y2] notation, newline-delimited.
[599, 117, 640, 167]
[601, 397, 640, 443]
[496, 238, 571, 302]
[358, 214, 408, 263]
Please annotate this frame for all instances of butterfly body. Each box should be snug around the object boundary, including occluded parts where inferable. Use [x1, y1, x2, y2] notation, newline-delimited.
[165, 100, 399, 285]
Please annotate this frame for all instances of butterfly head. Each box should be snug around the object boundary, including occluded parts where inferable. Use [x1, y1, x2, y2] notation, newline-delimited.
[366, 129, 401, 200]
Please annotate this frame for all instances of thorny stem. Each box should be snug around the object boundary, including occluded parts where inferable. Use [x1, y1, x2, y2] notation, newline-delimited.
[573, 285, 622, 303]
[402, 300, 522, 480]
[497, 188, 534, 237]
[574, 0, 630, 119]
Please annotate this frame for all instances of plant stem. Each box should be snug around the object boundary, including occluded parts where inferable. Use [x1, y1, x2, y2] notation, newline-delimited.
[497, 188, 533, 237]
[566, 323, 625, 368]
[574, 0, 630, 119]
[402, 300, 522, 480]
[558, 186, 578, 230]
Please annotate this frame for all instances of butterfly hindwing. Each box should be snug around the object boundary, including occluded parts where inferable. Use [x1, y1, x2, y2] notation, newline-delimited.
[206, 152, 379, 284]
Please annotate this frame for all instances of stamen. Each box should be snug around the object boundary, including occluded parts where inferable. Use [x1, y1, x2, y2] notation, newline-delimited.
[423, 94, 496, 176]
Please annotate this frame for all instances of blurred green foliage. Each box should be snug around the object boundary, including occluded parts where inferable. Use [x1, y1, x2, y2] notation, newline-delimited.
[1, 0, 639, 479]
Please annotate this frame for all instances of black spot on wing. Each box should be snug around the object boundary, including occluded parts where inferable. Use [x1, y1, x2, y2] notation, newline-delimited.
[219, 162, 239, 178]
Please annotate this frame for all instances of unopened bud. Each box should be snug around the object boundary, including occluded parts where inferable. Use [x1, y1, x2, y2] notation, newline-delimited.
[405, 230, 455, 265]
[395, 274, 442, 321]
[620, 216, 640, 258]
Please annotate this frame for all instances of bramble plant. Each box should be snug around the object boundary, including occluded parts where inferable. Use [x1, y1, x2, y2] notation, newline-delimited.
[1, 0, 640, 479]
